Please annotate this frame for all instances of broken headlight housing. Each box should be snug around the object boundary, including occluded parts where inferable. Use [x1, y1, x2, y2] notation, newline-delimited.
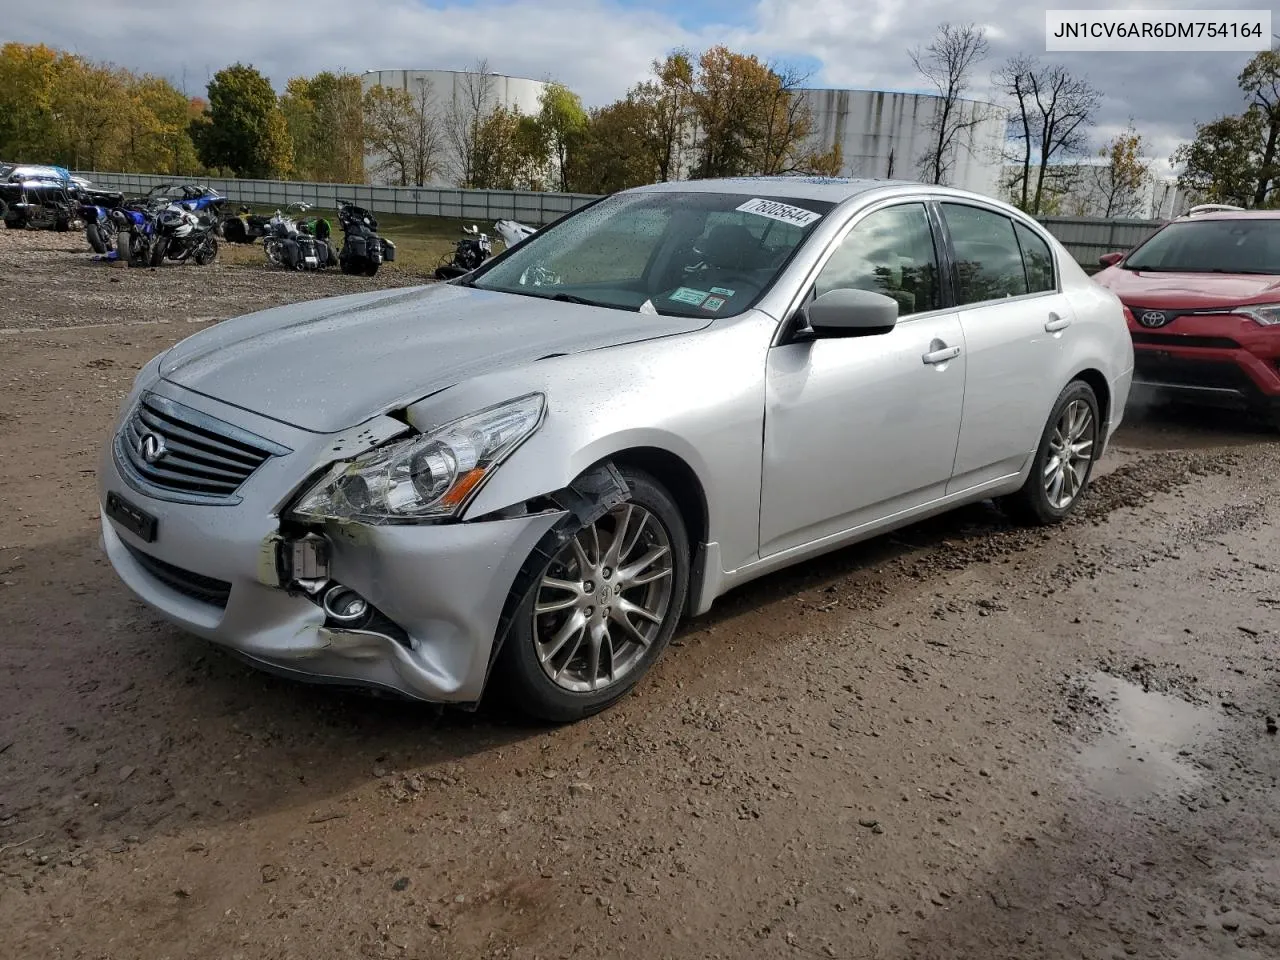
[289, 393, 545, 523]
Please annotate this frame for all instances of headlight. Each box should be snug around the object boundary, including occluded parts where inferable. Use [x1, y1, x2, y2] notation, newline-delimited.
[1232, 303, 1280, 326]
[289, 393, 545, 523]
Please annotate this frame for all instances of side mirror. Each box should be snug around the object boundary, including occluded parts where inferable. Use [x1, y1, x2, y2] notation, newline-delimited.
[1098, 251, 1124, 267]
[804, 288, 899, 337]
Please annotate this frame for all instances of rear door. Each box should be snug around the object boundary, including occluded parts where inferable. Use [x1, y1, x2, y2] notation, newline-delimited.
[937, 201, 1073, 493]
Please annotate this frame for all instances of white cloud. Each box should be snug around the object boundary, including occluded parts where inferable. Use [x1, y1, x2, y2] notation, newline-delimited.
[4, 0, 1263, 165]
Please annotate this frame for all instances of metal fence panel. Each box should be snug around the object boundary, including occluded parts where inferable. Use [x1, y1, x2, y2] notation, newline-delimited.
[72, 170, 1169, 259]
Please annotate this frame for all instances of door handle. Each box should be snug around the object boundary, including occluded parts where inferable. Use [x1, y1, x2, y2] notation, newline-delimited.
[922, 344, 961, 365]
[1045, 313, 1071, 333]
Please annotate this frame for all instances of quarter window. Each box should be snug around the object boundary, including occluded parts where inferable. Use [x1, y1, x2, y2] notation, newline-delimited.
[1014, 221, 1055, 293]
[940, 203, 1030, 305]
[813, 203, 941, 317]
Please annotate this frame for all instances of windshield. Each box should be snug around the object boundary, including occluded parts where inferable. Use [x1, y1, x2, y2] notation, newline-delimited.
[469, 190, 835, 316]
[1124, 218, 1280, 274]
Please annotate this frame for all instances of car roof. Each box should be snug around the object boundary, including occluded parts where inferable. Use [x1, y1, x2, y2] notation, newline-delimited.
[1173, 209, 1280, 221]
[628, 176, 926, 203]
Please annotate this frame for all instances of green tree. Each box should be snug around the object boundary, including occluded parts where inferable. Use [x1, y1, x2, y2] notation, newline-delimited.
[191, 63, 293, 178]
[537, 82, 587, 191]
[282, 71, 364, 182]
[0, 43, 61, 161]
[565, 97, 661, 194]
[1173, 112, 1266, 207]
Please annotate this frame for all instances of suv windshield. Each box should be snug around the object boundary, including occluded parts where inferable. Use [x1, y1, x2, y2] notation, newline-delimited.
[469, 190, 835, 316]
[1124, 217, 1280, 274]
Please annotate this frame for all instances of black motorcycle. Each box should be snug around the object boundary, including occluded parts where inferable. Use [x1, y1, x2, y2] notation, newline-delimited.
[337, 201, 395, 277]
[434, 224, 492, 280]
[150, 206, 219, 267]
[221, 204, 273, 244]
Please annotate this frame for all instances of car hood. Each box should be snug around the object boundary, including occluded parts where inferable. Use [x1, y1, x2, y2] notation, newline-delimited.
[1095, 266, 1280, 307]
[159, 283, 712, 433]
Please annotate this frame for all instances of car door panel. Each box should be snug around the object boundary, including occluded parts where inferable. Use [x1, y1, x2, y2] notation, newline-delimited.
[938, 203, 1070, 492]
[760, 313, 966, 556]
[759, 200, 966, 559]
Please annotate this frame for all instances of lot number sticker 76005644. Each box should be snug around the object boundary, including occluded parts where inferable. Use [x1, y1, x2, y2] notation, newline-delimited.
[735, 197, 822, 227]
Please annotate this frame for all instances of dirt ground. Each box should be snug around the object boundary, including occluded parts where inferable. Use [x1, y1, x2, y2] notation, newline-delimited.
[2, 229, 1280, 960]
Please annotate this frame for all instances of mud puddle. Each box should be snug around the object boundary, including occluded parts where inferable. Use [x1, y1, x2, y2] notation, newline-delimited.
[1076, 672, 1224, 803]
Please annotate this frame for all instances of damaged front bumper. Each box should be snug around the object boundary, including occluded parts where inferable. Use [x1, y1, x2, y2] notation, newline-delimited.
[97, 383, 564, 705]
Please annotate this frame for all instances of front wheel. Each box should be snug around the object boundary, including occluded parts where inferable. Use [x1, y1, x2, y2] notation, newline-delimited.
[149, 236, 169, 268]
[492, 467, 690, 722]
[194, 237, 218, 266]
[1000, 380, 1101, 525]
[86, 224, 107, 254]
[363, 260, 379, 277]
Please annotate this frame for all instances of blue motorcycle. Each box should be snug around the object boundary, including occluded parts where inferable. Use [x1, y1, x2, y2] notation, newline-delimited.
[109, 204, 164, 268]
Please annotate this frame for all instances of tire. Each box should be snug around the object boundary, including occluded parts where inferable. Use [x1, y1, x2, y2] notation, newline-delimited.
[492, 467, 690, 722]
[363, 260, 379, 277]
[340, 256, 361, 276]
[194, 237, 218, 266]
[0, 198, 7, 223]
[1000, 380, 1101, 525]
[86, 224, 107, 254]
[150, 236, 169, 268]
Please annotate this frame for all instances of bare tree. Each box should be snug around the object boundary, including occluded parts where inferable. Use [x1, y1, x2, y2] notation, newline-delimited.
[362, 75, 444, 186]
[443, 59, 497, 187]
[996, 55, 1102, 215]
[910, 23, 990, 185]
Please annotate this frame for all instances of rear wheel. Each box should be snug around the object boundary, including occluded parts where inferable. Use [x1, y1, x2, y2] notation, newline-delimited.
[492, 467, 690, 722]
[1001, 380, 1101, 525]
[86, 224, 107, 254]
[363, 260, 380, 277]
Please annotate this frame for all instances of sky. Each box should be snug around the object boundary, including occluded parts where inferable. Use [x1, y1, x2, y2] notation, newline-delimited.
[4, 0, 1268, 176]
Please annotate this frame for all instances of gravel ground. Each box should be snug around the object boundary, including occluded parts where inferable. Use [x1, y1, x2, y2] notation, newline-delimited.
[3, 228, 1280, 960]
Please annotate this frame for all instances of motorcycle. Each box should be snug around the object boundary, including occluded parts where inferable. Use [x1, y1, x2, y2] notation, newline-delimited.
[494, 218, 537, 249]
[336, 200, 395, 277]
[149, 206, 219, 267]
[110, 204, 163, 268]
[263, 202, 337, 270]
[81, 202, 119, 253]
[434, 224, 493, 280]
[221, 204, 273, 244]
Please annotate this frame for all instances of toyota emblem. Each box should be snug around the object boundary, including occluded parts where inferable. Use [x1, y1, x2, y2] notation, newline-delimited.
[1138, 310, 1170, 328]
[138, 432, 167, 464]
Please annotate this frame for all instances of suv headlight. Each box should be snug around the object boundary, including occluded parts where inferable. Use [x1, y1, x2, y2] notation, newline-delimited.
[1232, 303, 1280, 326]
[289, 393, 545, 524]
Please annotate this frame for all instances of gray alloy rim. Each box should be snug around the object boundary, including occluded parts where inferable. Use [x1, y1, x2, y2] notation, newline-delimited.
[1044, 398, 1096, 510]
[532, 502, 675, 694]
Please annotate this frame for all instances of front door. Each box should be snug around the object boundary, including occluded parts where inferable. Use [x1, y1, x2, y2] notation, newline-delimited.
[760, 201, 966, 558]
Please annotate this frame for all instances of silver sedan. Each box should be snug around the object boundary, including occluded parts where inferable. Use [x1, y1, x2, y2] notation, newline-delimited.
[98, 177, 1134, 721]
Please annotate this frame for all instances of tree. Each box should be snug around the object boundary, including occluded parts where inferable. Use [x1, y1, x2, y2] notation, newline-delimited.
[1173, 112, 1266, 207]
[443, 59, 497, 187]
[361, 77, 444, 186]
[565, 97, 661, 194]
[191, 63, 293, 179]
[631, 51, 695, 181]
[122, 74, 203, 175]
[1088, 121, 1151, 218]
[538, 82, 587, 191]
[1238, 46, 1280, 205]
[910, 22, 990, 184]
[996, 55, 1101, 215]
[281, 72, 363, 182]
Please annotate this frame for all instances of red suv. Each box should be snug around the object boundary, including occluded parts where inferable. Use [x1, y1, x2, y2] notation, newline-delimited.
[1092, 206, 1280, 425]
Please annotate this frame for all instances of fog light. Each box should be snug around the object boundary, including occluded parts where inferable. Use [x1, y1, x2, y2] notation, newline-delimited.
[322, 584, 370, 624]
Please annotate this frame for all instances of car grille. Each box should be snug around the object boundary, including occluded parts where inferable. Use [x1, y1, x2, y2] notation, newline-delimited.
[115, 392, 289, 502]
[122, 541, 232, 608]
[1131, 332, 1241, 349]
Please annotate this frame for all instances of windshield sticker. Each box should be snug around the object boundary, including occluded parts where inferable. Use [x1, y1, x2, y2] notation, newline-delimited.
[702, 296, 726, 312]
[710, 286, 736, 297]
[670, 286, 709, 305]
[735, 197, 822, 227]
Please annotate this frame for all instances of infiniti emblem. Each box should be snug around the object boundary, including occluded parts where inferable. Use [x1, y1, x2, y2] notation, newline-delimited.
[138, 432, 167, 464]
[1138, 310, 1170, 328]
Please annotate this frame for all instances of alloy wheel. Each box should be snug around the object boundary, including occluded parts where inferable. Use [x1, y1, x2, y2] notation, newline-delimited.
[1043, 398, 1096, 509]
[532, 502, 676, 694]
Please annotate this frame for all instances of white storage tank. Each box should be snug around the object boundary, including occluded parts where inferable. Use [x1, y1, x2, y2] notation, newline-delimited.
[798, 89, 1009, 198]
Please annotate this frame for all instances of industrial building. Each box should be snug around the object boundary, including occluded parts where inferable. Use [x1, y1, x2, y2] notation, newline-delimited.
[360, 69, 551, 187]
[798, 88, 1009, 197]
